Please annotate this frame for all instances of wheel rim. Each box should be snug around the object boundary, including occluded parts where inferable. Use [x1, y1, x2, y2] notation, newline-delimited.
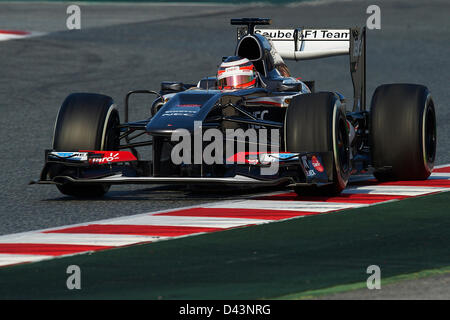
[103, 109, 120, 150]
[423, 99, 436, 167]
[331, 102, 350, 191]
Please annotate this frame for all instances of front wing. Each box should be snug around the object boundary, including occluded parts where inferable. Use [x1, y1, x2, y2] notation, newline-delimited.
[32, 150, 334, 188]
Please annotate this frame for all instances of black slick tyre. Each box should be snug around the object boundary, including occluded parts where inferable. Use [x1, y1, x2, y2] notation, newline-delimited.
[370, 84, 436, 181]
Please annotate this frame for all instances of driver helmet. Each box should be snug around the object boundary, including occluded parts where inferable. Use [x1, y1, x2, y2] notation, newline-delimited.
[217, 56, 257, 90]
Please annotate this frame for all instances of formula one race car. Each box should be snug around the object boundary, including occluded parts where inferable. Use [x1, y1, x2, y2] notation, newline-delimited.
[33, 18, 437, 197]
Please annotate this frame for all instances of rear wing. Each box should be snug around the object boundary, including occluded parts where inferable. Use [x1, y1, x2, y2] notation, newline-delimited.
[234, 19, 366, 111]
[255, 28, 351, 60]
[257, 27, 366, 111]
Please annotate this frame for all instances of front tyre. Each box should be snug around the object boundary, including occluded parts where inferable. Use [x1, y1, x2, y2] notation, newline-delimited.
[51, 93, 120, 197]
[370, 84, 436, 181]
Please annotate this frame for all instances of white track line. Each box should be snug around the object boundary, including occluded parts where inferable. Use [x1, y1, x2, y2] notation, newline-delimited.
[433, 163, 450, 169]
[430, 172, 450, 179]
[0, 254, 52, 267]
[102, 215, 268, 228]
[342, 185, 447, 196]
[204, 200, 365, 212]
[0, 233, 162, 247]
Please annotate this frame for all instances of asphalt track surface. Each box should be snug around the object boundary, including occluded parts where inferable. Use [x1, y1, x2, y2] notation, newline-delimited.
[0, 0, 449, 299]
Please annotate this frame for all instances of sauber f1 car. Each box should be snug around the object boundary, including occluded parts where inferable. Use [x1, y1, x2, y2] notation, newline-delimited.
[33, 18, 437, 197]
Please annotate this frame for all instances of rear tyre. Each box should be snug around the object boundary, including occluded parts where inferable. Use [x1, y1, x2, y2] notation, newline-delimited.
[285, 92, 350, 196]
[370, 84, 436, 181]
[51, 93, 120, 197]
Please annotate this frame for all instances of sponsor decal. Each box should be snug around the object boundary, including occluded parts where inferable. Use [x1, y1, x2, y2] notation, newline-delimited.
[49, 151, 136, 164]
[311, 155, 324, 172]
[302, 29, 350, 41]
[89, 152, 121, 164]
[162, 110, 199, 117]
[353, 39, 362, 57]
[252, 110, 269, 120]
[176, 104, 202, 108]
[260, 153, 299, 164]
[301, 155, 327, 180]
[306, 169, 316, 177]
[49, 152, 88, 161]
[255, 29, 349, 41]
[249, 110, 269, 129]
[226, 152, 260, 165]
[255, 29, 294, 41]
[87, 151, 137, 164]
[227, 152, 299, 165]
[225, 66, 239, 72]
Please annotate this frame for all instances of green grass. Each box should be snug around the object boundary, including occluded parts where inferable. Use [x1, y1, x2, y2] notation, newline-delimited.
[0, 191, 449, 299]
[274, 265, 450, 299]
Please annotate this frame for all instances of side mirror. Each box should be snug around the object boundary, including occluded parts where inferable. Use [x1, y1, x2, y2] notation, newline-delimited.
[160, 81, 185, 94]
